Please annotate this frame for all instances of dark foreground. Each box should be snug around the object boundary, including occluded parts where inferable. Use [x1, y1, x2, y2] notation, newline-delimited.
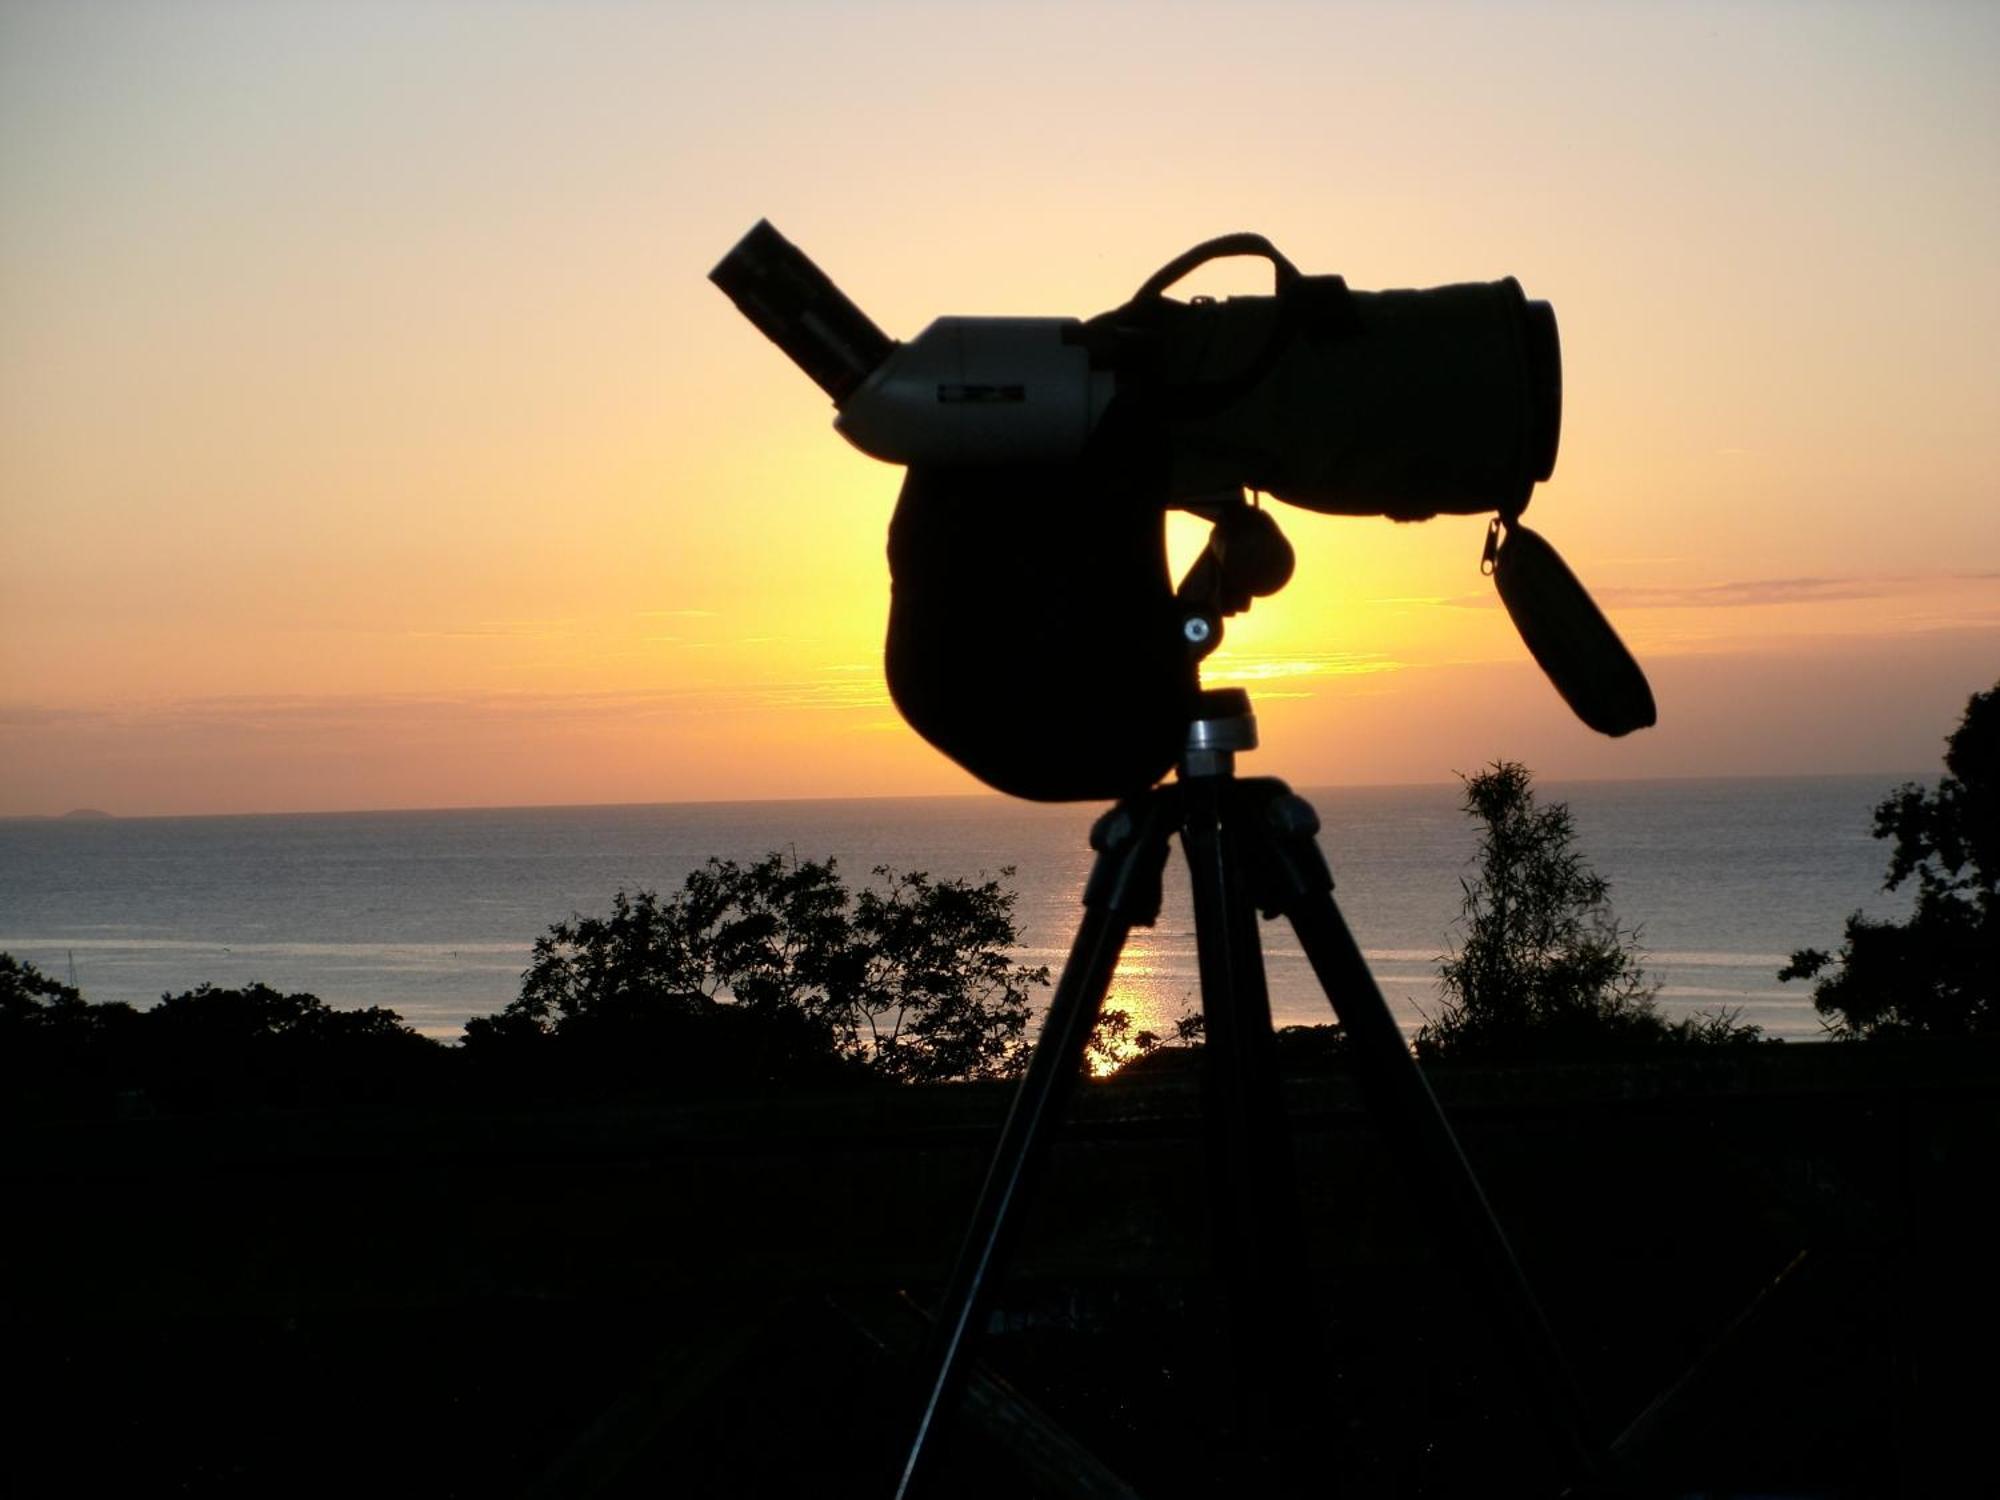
[7, 1042, 1997, 1498]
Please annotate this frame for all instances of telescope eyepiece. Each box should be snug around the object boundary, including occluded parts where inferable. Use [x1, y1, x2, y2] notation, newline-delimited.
[710, 220, 895, 403]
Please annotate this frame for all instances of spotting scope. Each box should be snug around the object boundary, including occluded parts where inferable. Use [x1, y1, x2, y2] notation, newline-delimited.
[713, 222, 1653, 801]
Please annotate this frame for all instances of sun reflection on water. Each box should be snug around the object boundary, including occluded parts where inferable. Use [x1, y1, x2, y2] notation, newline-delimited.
[1075, 924, 1202, 1075]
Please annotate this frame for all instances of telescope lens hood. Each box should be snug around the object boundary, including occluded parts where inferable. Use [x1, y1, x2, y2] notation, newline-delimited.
[1521, 298, 1562, 486]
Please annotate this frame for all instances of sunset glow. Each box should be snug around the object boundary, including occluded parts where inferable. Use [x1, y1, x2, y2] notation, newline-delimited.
[3, 1, 1995, 816]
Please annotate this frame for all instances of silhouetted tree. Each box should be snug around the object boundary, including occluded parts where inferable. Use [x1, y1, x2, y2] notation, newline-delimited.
[465, 853, 1049, 1085]
[1418, 763, 1759, 1061]
[4, 952, 97, 1025]
[852, 866, 1048, 1083]
[1782, 682, 1999, 1038]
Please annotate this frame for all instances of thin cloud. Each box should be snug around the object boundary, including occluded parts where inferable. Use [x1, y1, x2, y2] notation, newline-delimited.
[1, 672, 898, 734]
[1202, 652, 1402, 683]
[1600, 577, 1899, 608]
[1441, 572, 2000, 611]
[753, 682, 894, 710]
[403, 617, 580, 640]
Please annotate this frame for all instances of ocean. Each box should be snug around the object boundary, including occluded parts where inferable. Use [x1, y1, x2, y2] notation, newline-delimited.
[0, 774, 1921, 1044]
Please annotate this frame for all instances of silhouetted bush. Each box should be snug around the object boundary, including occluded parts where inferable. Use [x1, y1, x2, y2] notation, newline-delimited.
[1082, 1003, 1205, 1076]
[3, 952, 136, 1039]
[464, 853, 1050, 1087]
[2, 955, 141, 1108]
[1783, 681, 1998, 1038]
[1, 959, 440, 1116]
[138, 981, 443, 1110]
[3, 850, 1240, 1115]
[1418, 763, 1762, 1062]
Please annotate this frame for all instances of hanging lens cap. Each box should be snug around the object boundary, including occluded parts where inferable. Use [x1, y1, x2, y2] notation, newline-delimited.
[1493, 523, 1657, 736]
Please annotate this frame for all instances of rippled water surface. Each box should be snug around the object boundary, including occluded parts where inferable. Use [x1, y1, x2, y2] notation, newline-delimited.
[0, 775, 1920, 1041]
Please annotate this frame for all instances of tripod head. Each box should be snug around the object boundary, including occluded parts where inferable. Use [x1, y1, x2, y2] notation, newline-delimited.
[713, 223, 1656, 803]
[1181, 687, 1260, 781]
[1173, 492, 1297, 656]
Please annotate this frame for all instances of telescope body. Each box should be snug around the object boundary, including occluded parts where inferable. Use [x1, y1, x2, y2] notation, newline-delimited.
[836, 318, 1113, 466]
[712, 219, 1558, 523]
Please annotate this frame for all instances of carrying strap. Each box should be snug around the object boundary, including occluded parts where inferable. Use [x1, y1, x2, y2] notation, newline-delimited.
[1126, 231, 1302, 304]
[1095, 233, 1358, 420]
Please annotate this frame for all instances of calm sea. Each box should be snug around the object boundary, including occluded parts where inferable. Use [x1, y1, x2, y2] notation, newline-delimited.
[0, 775, 1922, 1044]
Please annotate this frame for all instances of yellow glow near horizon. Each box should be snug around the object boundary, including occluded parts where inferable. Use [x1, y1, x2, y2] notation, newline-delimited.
[2, 1, 1996, 815]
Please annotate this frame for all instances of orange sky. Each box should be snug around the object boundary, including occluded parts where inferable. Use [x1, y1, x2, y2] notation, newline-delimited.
[3, 1, 1996, 816]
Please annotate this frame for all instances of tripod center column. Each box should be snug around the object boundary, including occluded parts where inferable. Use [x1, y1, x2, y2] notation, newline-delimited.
[1181, 687, 1259, 780]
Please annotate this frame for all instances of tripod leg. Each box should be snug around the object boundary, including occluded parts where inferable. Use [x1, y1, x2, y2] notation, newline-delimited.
[1249, 783, 1601, 1483]
[1177, 774, 1316, 1480]
[895, 791, 1176, 1500]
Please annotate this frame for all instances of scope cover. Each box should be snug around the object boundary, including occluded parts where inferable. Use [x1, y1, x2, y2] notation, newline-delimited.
[885, 447, 1195, 802]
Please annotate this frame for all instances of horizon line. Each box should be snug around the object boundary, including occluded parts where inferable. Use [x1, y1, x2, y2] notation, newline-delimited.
[0, 765, 1940, 825]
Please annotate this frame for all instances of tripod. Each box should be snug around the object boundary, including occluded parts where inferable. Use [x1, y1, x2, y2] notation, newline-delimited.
[896, 689, 1601, 1497]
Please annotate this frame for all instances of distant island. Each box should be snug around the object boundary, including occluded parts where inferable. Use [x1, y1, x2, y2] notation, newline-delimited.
[57, 808, 115, 820]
